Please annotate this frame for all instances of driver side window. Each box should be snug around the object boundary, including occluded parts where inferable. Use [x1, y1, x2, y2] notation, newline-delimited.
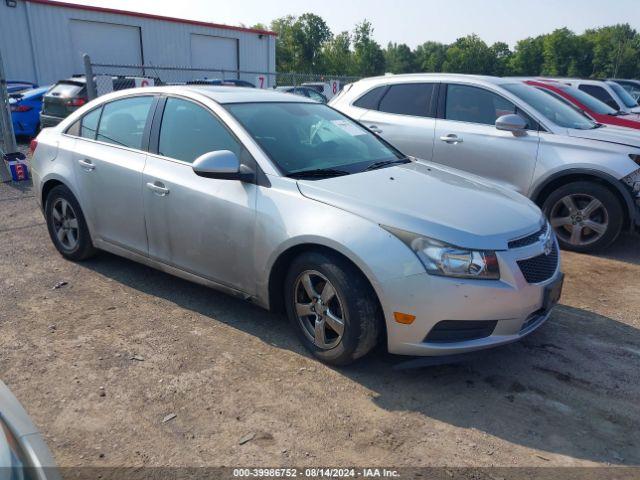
[158, 97, 242, 163]
[445, 84, 516, 126]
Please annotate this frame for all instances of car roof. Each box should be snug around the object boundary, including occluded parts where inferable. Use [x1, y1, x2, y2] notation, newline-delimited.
[108, 85, 317, 104]
[353, 73, 513, 87]
[609, 78, 640, 84]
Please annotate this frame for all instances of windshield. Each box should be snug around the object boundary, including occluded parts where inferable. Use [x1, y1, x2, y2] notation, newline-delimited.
[225, 102, 404, 176]
[503, 83, 597, 130]
[556, 85, 618, 115]
[47, 81, 83, 97]
[607, 81, 639, 108]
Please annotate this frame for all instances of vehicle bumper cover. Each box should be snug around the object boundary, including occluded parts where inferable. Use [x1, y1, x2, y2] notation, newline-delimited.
[379, 242, 562, 356]
[39, 114, 64, 128]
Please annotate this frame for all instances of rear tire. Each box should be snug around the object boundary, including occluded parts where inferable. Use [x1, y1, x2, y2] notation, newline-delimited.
[284, 250, 382, 366]
[542, 181, 623, 253]
[45, 184, 97, 261]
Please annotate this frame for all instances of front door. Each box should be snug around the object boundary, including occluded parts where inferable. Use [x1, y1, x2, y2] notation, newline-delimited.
[432, 83, 540, 195]
[142, 96, 257, 293]
[72, 96, 155, 254]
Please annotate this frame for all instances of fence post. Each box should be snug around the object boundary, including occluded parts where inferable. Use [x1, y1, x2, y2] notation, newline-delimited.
[0, 46, 16, 182]
[83, 54, 97, 101]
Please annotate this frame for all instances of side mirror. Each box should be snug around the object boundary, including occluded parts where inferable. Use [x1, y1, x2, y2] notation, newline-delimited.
[495, 114, 528, 136]
[192, 150, 254, 182]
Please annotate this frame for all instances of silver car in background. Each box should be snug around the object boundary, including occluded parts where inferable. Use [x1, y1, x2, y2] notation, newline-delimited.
[331, 74, 640, 252]
[0, 381, 60, 480]
[31, 86, 563, 365]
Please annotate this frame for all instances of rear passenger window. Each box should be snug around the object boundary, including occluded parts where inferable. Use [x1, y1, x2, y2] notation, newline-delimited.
[578, 85, 620, 109]
[445, 84, 516, 125]
[378, 83, 436, 117]
[158, 97, 241, 163]
[80, 107, 102, 139]
[353, 86, 387, 110]
[96, 96, 154, 149]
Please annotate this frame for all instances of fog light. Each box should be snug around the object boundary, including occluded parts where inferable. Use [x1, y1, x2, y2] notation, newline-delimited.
[394, 312, 416, 324]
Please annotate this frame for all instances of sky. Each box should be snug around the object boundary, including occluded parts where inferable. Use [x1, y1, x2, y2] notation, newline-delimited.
[56, 0, 640, 48]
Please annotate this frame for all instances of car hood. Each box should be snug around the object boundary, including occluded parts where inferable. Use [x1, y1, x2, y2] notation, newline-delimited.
[297, 161, 543, 250]
[567, 125, 640, 147]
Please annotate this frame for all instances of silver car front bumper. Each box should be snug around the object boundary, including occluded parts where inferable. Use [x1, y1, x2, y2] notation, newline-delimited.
[379, 240, 563, 357]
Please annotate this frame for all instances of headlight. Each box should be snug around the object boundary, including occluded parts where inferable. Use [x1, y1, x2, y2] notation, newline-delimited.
[0, 415, 32, 472]
[384, 226, 500, 280]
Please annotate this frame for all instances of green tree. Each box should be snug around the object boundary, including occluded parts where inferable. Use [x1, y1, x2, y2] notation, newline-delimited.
[414, 41, 448, 72]
[490, 41, 512, 76]
[271, 15, 299, 72]
[250, 22, 268, 31]
[442, 34, 494, 74]
[541, 28, 579, 76]
[584, 24, 639, 78]
[352, 20, 386, 76]
[270, 13, 332, 72]
[384, 42, 416, 73]
[508, 36, 544, 75]
[294, 13, 333, 72]
[321, 31, 352, 75]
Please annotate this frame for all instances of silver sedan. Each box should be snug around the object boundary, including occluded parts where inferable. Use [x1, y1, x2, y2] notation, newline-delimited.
[30, 86, 563, 365]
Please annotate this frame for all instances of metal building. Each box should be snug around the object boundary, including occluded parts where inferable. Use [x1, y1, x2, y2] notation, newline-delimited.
[0, 0, 277, 86]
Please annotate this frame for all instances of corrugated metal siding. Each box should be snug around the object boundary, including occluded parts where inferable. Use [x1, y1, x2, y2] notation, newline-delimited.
[0, 1, 275, 86]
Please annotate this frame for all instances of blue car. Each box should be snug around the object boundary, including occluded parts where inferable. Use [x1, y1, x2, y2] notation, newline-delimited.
[9, 86, 49, 138]
[7, 81, 38, 94]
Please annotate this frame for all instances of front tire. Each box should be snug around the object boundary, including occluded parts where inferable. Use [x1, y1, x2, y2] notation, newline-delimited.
[284, 251, 382, 366]
[542, 181, 623, 253]
[45, 184, 97, 261]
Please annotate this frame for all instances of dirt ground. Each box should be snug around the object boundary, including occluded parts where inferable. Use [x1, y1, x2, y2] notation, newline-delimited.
[1, 171, 639, 469]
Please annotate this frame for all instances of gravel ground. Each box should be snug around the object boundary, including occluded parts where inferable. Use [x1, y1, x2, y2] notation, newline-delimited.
[0, 173, 639, 469]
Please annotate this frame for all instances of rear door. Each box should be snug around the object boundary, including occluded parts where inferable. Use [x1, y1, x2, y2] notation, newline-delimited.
[359, 82, 438, 161]
[142, 96, 257, 293]
[432, 83, 540, 195]
[72, 95, 155, 254]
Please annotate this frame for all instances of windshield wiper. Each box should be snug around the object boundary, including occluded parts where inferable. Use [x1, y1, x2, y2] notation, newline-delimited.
[364, 157, 411, 171]
[287, 168, 351, 179]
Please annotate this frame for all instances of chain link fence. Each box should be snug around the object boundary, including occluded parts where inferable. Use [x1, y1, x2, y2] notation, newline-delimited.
[87, 62, 360, 102]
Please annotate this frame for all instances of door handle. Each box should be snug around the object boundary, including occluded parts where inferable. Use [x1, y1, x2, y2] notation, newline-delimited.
[439, 134, 463, 144]
[368, 125, 383, 134]
[146, 182, 170, 196]
[78, 159, 95, 171]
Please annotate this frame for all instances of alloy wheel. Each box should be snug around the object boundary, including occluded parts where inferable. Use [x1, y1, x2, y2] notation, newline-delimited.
[293, 270, 345, 350]
[549, 193, 608, 247]
[51, 198, 80, 251]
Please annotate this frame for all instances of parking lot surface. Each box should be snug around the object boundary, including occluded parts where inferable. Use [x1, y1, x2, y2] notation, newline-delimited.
[1, 176, 639, 468]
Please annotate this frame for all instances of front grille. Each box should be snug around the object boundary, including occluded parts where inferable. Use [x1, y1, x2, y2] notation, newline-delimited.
[517, 243, 559, 283]
[424, 320, 498, 343]
[508, 222, 548, 249]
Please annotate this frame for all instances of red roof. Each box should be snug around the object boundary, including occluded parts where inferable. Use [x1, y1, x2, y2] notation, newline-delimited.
[25, 0, 278, 36]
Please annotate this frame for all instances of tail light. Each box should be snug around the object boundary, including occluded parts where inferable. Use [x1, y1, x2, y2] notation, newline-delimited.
[10, 104, 32, 112]
[66, 98, 86, 107]
[29, 139, 38, 155]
